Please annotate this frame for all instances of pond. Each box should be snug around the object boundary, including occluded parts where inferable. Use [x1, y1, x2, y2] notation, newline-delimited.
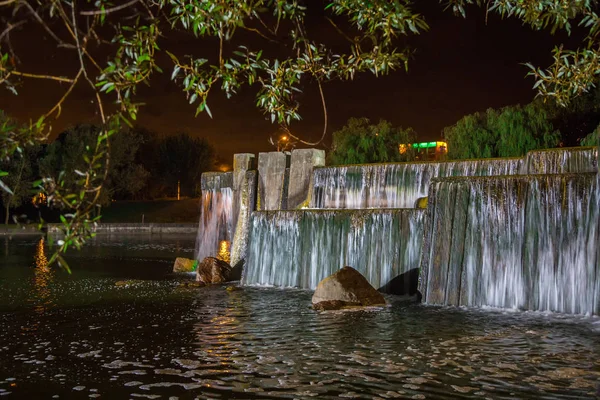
[0, 235, 599, 399]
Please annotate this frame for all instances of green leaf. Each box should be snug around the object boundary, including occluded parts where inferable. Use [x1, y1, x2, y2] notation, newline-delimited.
[56, 254, 72, 274]
[0, 179, 13, 195]
[171, 66, 181, 80]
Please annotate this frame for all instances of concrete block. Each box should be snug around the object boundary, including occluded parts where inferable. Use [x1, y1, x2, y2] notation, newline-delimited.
[287, 149, 325, 209]
[231, 170, 258, 268]
[201, 171, 233, 190]
[232, 153, 255, 230]
[257, 152, 290, 210]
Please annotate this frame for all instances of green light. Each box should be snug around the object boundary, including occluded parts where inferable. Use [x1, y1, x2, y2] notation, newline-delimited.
[412, 142, 437, 149]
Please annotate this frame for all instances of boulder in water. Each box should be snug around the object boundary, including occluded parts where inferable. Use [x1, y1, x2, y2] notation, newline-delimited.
[196, 257, 232, 284]
[173, 257, 197, 273]
[378, 268, 423, 302]
[312, 266, 386, 310]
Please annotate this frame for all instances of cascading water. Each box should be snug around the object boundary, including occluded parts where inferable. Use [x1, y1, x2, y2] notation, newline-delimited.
[310, 147, 598, 210]
[195, 173, 234, 262]
[242, 209, 425, 291]
[523, 146, 598, 174]
[420, 173, 599, 315]
[310, 158, 524, 209]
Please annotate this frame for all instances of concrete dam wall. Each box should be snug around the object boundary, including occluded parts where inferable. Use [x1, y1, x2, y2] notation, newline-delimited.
[196, 147, 599, 315]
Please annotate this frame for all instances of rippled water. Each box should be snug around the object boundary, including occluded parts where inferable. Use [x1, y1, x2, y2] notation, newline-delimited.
[1, 236, 599, 399]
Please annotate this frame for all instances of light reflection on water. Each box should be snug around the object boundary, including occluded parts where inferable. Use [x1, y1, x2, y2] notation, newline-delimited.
[0, 236, 598, 399]
[32, 238, 54, 313]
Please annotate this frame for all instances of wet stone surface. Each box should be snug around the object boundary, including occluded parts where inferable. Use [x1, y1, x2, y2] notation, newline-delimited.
[0, 235, 599, 399]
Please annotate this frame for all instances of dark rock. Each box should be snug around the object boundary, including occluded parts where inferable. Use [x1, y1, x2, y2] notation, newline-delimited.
[379, 268, 422, 302]
[312, 300, 347, 311]
[173, 257, 197, 273]
[312, 266, 386, 310]
[229, 259, 244, 281]
[196, 257, 232, 284]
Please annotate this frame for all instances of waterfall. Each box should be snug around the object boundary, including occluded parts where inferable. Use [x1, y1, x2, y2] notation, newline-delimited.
[420, 173, 599, 315]
[310, 147, 598, 210]
[195, 173, 234, 262]
[523, 147, 598, 174]
[242, 209, 425, 291]
[310, 158, 523, 209]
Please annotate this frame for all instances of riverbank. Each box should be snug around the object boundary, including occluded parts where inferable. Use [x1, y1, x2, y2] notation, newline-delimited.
[0, 225, 43, 236]
[47, 223, 198, 235]
[0, 223, 198, 237]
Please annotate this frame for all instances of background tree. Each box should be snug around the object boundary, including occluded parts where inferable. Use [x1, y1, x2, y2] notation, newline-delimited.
[547, 85, 600, 146]
[444, 103, 561, 159]
[328, 118, 417, 165]
[443, 111, 498, 160]
[155, 133, 216, 198]
[581, 124, 600, 147]
[40, 125, 150, 205]
[0, 145, 40, 224]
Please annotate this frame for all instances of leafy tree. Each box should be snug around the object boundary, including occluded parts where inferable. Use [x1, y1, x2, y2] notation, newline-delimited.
[328, 118, 417, 165]
[443, 111, 498, 160]
[444, 103, 561, 159]
[40, 125, 150, 205]
[581, 124, 600, 147]
[0, 145, 40, 225]
[547, 85, 600, 146]
[1, 0, 599, 266]
[155, 133, 216, 198]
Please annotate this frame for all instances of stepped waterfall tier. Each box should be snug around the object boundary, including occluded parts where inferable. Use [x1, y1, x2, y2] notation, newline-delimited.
[195, 172, 234, 262]
[311, 158, 523, 209]
[310, 147, 598, 209]
[524, 146, 597, 174]
[242, 209, 425, 291]
[420, 173, 599, 315]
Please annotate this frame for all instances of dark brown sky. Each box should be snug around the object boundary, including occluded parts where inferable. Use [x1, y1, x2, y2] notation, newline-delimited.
[0, 1, 583, 162]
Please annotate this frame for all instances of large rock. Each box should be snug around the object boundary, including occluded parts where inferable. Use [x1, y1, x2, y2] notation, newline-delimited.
[312, 266, 386, 310]
[173, 257, 197, 273]
[196, 257, 232, 284]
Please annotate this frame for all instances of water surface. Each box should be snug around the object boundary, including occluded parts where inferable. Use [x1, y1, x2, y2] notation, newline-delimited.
[1, 235, 599, 399]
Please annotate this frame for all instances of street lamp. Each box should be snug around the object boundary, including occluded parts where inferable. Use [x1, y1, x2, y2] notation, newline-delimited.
[277, 135, 289, 151]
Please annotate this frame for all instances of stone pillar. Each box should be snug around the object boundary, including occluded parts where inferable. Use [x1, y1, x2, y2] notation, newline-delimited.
[257, 152, 290, 210]
[232, 153, 255, 231]
[230, 170, 258, 271]
[286, 149, 325, 209]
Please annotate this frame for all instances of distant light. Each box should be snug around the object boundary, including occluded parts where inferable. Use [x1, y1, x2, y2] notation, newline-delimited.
[280, 135, 288, 141]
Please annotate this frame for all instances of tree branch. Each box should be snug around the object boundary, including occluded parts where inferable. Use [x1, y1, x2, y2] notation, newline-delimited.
[284, 78, 328, 146]
[71, 0, 110, 215]
[0, 19, 27, 42]
[80, 0, 139, 16]
[21, 0, 76, 48]
[44, 68, 83, 119]
[0, 67, 75, 83]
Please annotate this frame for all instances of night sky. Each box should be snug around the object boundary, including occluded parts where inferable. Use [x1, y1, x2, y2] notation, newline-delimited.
[0, 2, 584, 162]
